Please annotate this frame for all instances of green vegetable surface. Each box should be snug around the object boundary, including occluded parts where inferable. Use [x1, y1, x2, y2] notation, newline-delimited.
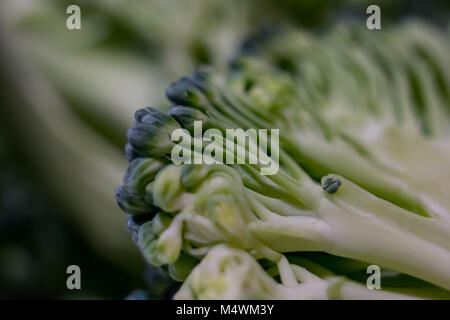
[116, 22, 450, 299]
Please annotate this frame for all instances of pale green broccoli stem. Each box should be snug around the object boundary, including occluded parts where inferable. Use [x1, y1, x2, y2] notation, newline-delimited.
[248, 175, 450, 290]
[284, 256, 431, 299]
[289, 264, 418, 300]
[247, 188, 316, 217]
[277, 256, 298, 288]
[175, 100, 308, 181]
[201, 87, 266, 131]
[337, 125, 450, 221]
[360, 33, 422, 129]
[209, 112, 309, 181]
[234, 164, 303, 202]
[176, 133, 321, 210]
[282, 134, 431, 217]
[280, 241, 446, 300]
[388, 33, 449, 137]
[219, 87, 279, 129]
[199, 84, 314, 182]
[204, 78, 275, 129]
[217, 136, 320, 208]
[290, 27, 446, 135]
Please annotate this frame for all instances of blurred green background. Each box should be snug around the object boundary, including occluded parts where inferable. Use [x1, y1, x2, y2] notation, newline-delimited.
[0, 0, 448, 299]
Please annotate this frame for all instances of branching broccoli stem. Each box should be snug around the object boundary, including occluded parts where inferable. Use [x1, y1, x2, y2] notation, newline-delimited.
[116, 22, 450, 298]
[175, 245, 419, 300]
[231, 23, 450, 218]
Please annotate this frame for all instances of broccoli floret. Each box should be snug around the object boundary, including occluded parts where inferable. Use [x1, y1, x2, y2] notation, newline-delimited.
[116, 22, 450, 298]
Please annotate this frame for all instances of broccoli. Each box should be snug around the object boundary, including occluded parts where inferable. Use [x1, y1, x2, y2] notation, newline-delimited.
[116, 22, 450, 299]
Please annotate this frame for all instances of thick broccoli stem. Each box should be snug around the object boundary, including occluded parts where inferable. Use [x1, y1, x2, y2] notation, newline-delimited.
[340, 124, 450, 221]
[282, 133, 431, 217]
[287, 262, 420, 299]
[249, 175, 450, 290]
